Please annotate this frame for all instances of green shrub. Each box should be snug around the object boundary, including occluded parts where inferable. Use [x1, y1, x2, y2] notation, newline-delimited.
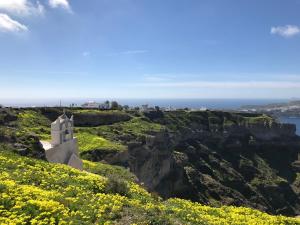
[105, 174, 130, 196]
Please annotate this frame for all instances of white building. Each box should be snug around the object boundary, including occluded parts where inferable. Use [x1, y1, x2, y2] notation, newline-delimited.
[82, 101, 111, 109]
[41, 113, 83, 170]
[81, 101, 101, 108]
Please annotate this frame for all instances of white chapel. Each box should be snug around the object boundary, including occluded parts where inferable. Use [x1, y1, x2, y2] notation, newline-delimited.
[41, 112, 83, 170]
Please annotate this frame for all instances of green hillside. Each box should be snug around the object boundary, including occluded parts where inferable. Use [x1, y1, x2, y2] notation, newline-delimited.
[0, 148, 299, 225]
[1, 107, 300, 224]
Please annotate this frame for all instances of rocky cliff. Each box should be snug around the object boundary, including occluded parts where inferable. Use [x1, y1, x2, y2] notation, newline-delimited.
[101, 110, 300, 216]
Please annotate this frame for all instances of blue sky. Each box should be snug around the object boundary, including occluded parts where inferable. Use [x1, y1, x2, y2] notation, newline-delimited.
[1, 0, 300, 99]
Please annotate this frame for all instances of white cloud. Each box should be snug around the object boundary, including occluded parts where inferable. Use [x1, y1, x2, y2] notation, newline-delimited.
[49, 0, 71, 11]
[271, 25, 300, 38]
[0, 0, 44, 16]
[0, 13, 28, 32]
[135, 81, 300, 89]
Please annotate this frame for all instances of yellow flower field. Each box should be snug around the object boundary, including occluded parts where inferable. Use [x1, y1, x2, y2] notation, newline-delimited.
[0, 150, 299, 225]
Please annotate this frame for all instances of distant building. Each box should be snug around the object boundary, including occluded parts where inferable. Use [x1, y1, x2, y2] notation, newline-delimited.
[82, 101, 111, 109]
[81, 101, 101, 108]
[190, 107, 207, 111]
[41, 113, 83, 170]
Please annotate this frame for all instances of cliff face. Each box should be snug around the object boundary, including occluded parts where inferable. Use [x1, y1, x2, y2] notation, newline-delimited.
[105, 111, 300, 216]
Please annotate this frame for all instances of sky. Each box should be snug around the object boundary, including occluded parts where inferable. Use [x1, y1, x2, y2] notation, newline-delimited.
[1, 0, 300, 100]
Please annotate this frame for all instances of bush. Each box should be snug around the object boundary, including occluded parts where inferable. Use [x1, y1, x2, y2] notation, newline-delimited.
[105, 174, 130, 196]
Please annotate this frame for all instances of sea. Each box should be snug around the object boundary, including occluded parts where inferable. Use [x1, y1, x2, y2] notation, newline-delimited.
[0, 98, 289, 109]
[1, 98, 300, 135]
[278, 116, 300, 136]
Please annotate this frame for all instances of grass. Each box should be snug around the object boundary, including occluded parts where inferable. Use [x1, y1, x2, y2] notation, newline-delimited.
[244, 114, 274, 125]
[95, 117, 164, 138]
[119, 117, 163, 134]
[83, 160, 136, 182]
[75, 117, 164, 153]
[17, 110, 51, 140]
[223, 118, 236, 126]
[0, 149, 299, 225]
[76, 132, 127, 152]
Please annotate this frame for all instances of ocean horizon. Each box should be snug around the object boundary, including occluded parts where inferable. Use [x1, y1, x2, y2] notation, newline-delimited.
[0, 98, 291, 110]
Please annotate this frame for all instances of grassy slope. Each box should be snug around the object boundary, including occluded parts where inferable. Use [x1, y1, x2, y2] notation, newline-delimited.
[0, 149, 299, 225]
[95, 117, 163, 138]
[17, 110, 163, 154]
[76, 132, 126, 152]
